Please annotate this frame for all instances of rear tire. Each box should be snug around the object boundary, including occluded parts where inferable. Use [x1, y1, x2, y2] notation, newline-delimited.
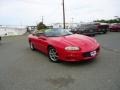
[109, 29, 112, 32]
[29, 42, 35, 50]
[103, 30, 107, 34]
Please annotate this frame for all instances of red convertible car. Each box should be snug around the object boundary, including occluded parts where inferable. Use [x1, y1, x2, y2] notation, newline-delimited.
[28, 29, 100, 62]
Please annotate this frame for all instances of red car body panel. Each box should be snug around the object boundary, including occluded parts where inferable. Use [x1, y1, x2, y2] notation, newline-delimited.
[28, 34, 100, 62]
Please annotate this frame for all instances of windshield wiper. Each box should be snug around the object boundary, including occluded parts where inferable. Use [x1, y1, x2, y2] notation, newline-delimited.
[63, 34, 72, 36]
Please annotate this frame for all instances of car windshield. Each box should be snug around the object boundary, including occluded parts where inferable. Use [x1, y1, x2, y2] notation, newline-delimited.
[44, 29, 73, 37]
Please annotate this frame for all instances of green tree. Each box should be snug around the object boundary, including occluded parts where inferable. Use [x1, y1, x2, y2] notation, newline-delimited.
[37, 22, 47, 30]
[94, 18, 120, 23]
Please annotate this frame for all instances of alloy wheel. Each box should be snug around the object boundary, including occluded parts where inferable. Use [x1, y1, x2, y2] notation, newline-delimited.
[49, 47, 59, 62]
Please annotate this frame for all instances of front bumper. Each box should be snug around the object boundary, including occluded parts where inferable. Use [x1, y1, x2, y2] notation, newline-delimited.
[58, 47, 100, 62]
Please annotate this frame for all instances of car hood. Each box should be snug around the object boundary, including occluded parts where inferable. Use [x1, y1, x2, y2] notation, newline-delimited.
[50, 34, 99, 52]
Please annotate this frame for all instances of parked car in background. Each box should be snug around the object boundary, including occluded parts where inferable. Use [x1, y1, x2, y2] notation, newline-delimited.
[109, 23, 120, 32]
[28, 29, 100, 62]
[95, 23, 109, 34]
[71, 24, 96, 36]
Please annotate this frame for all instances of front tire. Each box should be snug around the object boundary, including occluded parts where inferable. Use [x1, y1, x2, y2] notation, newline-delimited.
[48, 47, 59, 63]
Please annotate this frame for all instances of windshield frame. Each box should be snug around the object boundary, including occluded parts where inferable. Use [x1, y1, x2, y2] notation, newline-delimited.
[44, 29, 73, 37]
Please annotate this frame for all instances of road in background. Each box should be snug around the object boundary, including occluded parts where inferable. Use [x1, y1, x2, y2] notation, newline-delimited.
[0, 32, 120, 90]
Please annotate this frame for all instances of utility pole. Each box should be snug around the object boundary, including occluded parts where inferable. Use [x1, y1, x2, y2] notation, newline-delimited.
[72, 18, 74, 23]
[62, 0, 66, 29]
[42, 16, 44, 23]
[72, 18, 74, 27]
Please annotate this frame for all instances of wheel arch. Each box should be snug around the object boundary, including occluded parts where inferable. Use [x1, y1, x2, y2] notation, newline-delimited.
[47, 45, 54, 50]
[47, 45, 59, 55]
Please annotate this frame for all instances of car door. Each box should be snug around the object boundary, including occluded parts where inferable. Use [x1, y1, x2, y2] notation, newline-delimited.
[37, 35, 48, 54]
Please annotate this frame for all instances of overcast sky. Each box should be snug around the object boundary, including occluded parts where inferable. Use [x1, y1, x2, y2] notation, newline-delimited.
[0, 0, 120, 25]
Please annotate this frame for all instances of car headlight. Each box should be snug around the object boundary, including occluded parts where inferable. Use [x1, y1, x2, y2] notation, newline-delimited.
[65, 46, 80, 51]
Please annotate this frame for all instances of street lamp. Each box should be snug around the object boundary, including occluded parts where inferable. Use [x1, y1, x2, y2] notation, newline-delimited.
[62, 0, 66, 29]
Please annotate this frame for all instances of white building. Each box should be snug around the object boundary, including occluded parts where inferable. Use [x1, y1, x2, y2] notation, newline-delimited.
[0, 25, 27, 36]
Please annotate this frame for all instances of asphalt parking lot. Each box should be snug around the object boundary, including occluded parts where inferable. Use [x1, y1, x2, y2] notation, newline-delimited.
[0, 32, 120, 90]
